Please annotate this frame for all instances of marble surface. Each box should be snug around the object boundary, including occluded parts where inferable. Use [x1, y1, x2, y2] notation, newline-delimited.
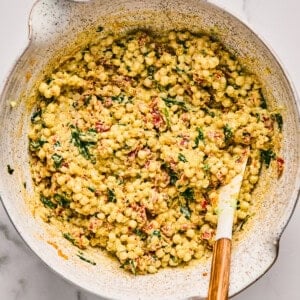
[0, 0, 299, 299]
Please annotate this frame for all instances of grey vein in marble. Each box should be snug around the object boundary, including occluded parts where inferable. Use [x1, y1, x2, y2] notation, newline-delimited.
[0, 222, 25, 248]
[13, 279, 27, 300]
[0, 254, 9, 268]
[1, 1, 300, 300]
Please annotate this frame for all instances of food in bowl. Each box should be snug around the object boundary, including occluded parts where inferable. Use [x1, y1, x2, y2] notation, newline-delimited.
[28, 30, 283, 274]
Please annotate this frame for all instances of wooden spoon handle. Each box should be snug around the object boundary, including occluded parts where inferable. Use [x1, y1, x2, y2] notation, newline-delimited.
[207, 238, 232, 300]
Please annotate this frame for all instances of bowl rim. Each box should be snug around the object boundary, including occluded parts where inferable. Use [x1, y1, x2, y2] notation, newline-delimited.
[0, 0, 300, 299]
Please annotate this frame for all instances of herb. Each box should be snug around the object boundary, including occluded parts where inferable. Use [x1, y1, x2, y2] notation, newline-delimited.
[81, 46, 90, 54]
[203, 108, 215, 118]
[45, 77, 53, 84]
[96, 26, 104, 32]
[261, 149, 276, 168]
[152, 230, 161, 238]
[134, 228, 147, 240]
[79, 130, 98, 143]
[223, 124, 233, 144]
[161, 163, 178, 185]
[77, 252, 96, 265]
[54, 141, 61, 148]
[175, 66, 185, 74]
[129, 259, 137, 275]
[162, 97, 188, 111]
[88, 186, 95, 193]
[274, 113, 283, 131]
[29, 139, 48, 151]
[63, 233, 75, 245]
[259, 90, 267, 109]
[180, 187, 194, 202]
[116, 41, 125, 47]
[112, 94, 125, 103]
[41, 195, 57, 209]
[31, 108, 42, 123]
[254, 113, 260, 122]
[52, 154, 63, 169]
[54, 194, 70, 208]
[120, 258, 136, 275]
[157, 83, 166, 92]
[235, 215, 250, 232]
[210, 32, 219, 42]
[203, 163, 210, 172]
[71, 126, 97, 162]
[84, 95, 92, 106]
[72, 101, 79, 109]
[108, 189, 117, 203]
[177, 39, 187, 47]
[170, 255, 179, 264]
[147, 66, 156, 78]
[178, 153, 188, 163]
[180, 205, 191, 219]
[193, 127, 204, 149]
[7, 165, 14, 175]
[163, 107, 170, 128]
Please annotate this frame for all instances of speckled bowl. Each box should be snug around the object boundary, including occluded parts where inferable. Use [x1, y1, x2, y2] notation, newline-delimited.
[0, 0, 299, 299]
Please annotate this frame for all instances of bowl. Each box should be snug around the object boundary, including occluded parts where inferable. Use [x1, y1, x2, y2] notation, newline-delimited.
[0, 0, 299, 299]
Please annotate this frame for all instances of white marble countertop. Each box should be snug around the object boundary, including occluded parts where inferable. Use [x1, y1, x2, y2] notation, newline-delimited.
[0, 0, 299, 299]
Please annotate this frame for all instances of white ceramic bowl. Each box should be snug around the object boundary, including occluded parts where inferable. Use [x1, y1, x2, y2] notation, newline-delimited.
[0, 1, 299, 299]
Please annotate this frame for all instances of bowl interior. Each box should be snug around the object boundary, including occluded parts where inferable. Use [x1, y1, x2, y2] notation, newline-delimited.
[0, 0, 299, 299]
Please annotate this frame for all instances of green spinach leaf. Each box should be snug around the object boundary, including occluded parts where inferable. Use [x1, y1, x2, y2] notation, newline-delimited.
[223, 124, 233, 144]
[193, 127, 204, 148]
[52, 154, 63, 169]
[54, 194, 70, 208]
[161, 163, 178, 185]
[178, 153, 188, 163]
[274, 113, 283, 131]
[180, 187, 194, 202]
[108, 189, 117, 203]
[70, 126, 97, 162]
[162, 97, 188, 111]
[180, 205, 191, 219]
[261, 149, 276, 168]
[41, 195, 57, 209]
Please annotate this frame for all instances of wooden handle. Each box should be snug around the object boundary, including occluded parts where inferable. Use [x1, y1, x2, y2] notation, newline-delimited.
[207, 238, 232, 300]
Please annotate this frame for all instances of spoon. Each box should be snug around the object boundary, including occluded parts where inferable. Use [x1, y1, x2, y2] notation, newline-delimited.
[207, 151, 249, 300]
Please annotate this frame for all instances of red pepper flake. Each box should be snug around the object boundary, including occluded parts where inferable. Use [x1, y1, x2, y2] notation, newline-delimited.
[193, 74, 205, 85]
[62, 162, 69, 168]
[214, 70, 223, 79]
[179, 135, 190, 148]
[152, 109, 164, 129]
[201, 199, 208, 210]
[276, 157, 284, 177]
[128, 147, 140, 159]
[262, 115, 274, 130]
[95, 121, 111, 132]
[202, 231, 211, 240]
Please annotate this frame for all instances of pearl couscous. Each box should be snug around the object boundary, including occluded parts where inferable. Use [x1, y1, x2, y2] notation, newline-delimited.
[29, 30, 283, 274]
